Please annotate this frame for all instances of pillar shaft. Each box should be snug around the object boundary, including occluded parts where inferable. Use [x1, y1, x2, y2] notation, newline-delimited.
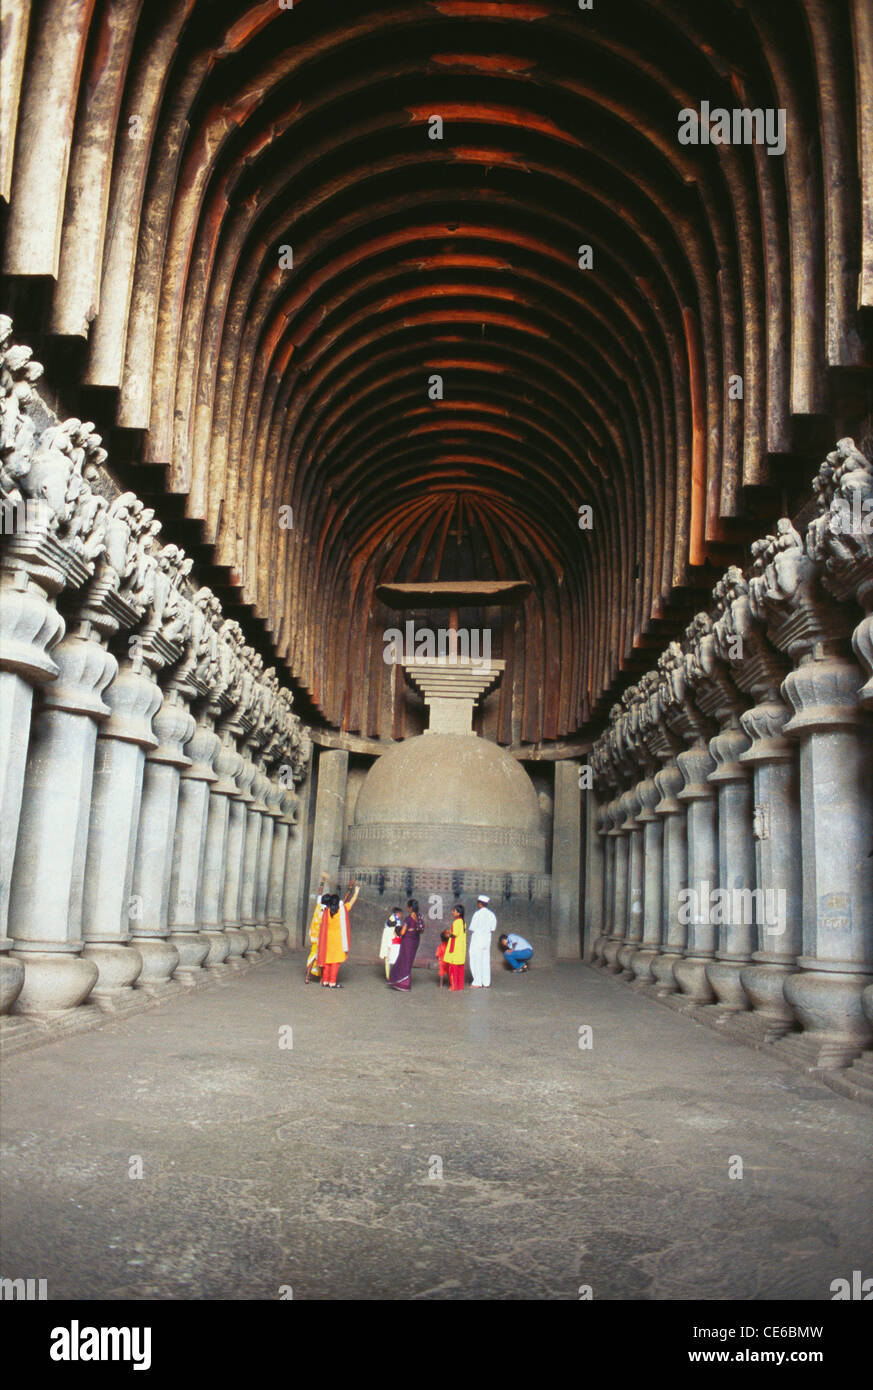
[129, 689, 193, 990]
[780, 655, 873, 1067]
[9, 628, 116, 1012]
[0, 567, 64, 1011]
[704, 725, 755, 1013]
[650, 762, 687, 994]
[81, 660, 160, 1002]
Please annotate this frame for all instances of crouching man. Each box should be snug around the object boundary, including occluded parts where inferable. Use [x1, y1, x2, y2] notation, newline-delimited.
[499, 932, 533, 973]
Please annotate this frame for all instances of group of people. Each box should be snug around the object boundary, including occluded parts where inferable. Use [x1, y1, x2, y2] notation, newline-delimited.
[306, 879, 533, 992]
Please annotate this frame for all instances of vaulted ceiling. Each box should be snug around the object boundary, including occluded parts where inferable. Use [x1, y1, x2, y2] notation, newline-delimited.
[2, 0, 870, 744]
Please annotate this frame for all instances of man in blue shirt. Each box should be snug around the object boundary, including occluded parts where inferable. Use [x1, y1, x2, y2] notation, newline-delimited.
[498, 932, 533, 972]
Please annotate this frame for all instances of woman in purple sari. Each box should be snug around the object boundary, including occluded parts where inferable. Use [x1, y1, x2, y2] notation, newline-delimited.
[388, 899, 424, 992]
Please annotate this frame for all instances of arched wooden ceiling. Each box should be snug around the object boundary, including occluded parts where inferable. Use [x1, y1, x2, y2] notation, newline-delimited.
[1, 0, 870, 743]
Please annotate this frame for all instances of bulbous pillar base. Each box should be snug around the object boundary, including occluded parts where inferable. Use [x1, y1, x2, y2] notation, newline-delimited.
[242, 926, 263, 957]
[650, 951, 681, 994]
[673, 955, 716, 1004]
[724, 961, 798, 1041]
[169, 932, 210, 981]
[601, 939, 623, 972]
[223, 928, 249, 969]
[202, 930, 231, 970]
[704, 959, 751, 1014]
[776, 969, 873, 1070]
[133, 937, 181, 993]
[0, 952, 25, 1014]
[268, 924, 288, 955]
[83, 943, 143, 1006]
[629, 947, 658, 987]
[617, 942, 639, 978]
[11, 951, 98, 1015]
[589, 932, 606, 966]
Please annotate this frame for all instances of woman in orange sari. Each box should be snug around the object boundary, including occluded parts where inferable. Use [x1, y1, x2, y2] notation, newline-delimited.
[316, 881, 358, 988]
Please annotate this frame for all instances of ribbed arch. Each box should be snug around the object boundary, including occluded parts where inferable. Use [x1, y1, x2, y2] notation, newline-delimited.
[1, 0, 869, 743]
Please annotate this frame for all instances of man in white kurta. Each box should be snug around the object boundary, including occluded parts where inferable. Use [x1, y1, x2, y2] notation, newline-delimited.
[468, 896, 497, 987]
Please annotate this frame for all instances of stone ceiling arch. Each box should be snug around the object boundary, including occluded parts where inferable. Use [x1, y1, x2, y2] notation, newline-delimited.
[1, 0, 869, 744]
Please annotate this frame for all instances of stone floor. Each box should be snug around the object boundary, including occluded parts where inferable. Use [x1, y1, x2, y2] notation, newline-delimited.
[1, 957, 871, 1301]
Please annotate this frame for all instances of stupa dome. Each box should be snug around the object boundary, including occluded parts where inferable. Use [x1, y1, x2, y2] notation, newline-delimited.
[347, 732, 546, 872]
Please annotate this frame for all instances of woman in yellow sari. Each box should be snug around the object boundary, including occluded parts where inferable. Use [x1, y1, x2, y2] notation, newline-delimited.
[305, 893, 330, 982]
[445, 904, 467, 991]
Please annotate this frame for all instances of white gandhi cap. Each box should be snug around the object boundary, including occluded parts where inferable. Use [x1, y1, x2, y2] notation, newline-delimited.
[477, 895, 490, 903]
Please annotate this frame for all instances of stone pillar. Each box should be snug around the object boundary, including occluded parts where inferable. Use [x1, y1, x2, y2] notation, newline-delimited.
[711, 567, 800, 1041]
[551, 759, 582, 958]
[673, 744, 718, 1004]
[202, 729, 244, 969]
[629, 773, 662, 986]
[747, 505, 873, 1069]
[581, 774, 604, 962]
[603, 791, 630, 973]
[0, 562, 64, 1012]
[239, 755, 268, 955]
[223, 785, 252, 964]
[617, 783, 645, 978]
[235, 750, 263, 956]
[732, 701, 803, 1040]
[255, 763, 278, 952]
[649, 763, 687, 995]
[129, 688, 193, 993]
[704, 725, 756, 1014]
[166, 712, 217, 980]
[779, 654, 873, 1068]
[309, 748, 349, 896]
[595, 794, 619, 968]
[282, 771, 313, 951]
[9, 622, 116, 1012]
[589, 792, 615, 966]
[81, 656, 160, 1006]
[267, 780, 295, 954]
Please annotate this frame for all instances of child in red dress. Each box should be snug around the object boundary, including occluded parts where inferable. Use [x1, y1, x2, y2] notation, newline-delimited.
[436, 929, 450, 988]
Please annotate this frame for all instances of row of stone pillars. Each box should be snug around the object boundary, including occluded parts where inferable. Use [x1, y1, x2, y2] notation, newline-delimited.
[585, 439, 873, 1101]
[0, 317, 310, 1021]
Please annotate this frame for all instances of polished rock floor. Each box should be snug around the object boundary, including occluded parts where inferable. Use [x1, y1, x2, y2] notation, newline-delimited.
[1, 957, 871, 1300]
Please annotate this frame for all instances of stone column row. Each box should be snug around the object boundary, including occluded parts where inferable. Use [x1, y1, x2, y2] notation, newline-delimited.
[585, 437, 873, 1079]
[0, 315, 311, 1018]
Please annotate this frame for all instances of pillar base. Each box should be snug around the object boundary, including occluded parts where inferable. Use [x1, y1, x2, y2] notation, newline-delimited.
[735, 961, 797, 1038]
[132, 937, 181, 990]
[628, 947, 658, 987]
[601, 939, 623, 972]
[242, 926, 270, 956]
[223, 928, 250, 969]
[0, 952, 25, 1014]
[777, 968, 873, 1070]
[705, 958, 751, 1013]
[616, 942, 640, 978]
[268, 924, 288, 955]
[201, 929, 232, 970]
[650, 951, 681, 995]
[673, 954, 716, 1003]
[82, 943, 143, 1001]
[10, 950, 98, 1015]
[169, 932, 210, 980]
